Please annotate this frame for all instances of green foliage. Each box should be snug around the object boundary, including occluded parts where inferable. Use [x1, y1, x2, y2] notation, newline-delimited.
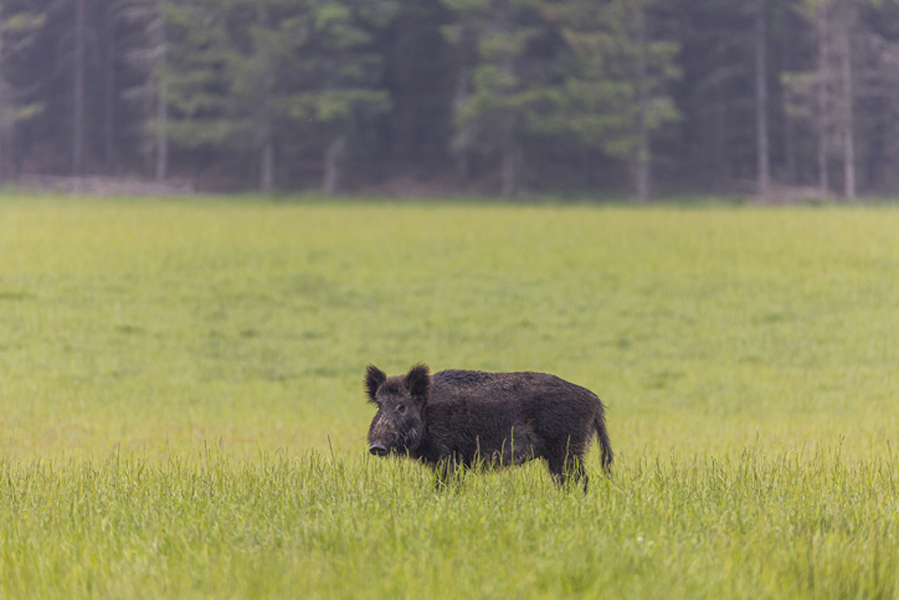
[441, 0, 552, 179]
[162, 0, 396, 161]
[536, 0, 680, 160]
[160, 1, 231, 128]
[439, 0, 681, 195]
[8, 0, 899, 194]
[0, 6, 44, 133]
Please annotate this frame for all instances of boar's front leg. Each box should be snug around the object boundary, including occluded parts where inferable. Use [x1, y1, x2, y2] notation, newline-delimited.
[433, 455, 464, 490]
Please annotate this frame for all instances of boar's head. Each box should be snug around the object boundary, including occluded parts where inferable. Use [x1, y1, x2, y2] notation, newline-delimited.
[365, 363, 431, 457]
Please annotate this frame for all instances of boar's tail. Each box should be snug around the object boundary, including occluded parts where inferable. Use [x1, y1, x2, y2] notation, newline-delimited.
[594, 401, 614, 476]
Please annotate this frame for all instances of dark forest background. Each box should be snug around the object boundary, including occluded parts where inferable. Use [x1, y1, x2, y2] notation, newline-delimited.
[2, 0, 898, 198]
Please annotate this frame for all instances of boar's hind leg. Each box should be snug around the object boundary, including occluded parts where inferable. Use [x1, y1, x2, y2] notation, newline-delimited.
[546, 442, 589, 492]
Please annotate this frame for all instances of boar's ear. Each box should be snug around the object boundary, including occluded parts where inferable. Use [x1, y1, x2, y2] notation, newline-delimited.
[406, 363, 431, 405]
[364, 364, 387, 404]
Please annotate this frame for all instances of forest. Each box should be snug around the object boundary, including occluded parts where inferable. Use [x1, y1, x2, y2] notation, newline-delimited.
[1, 0, 899, 199]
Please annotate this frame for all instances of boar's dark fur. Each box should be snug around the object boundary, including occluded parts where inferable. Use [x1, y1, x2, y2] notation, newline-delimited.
[365, 363, 613, 489]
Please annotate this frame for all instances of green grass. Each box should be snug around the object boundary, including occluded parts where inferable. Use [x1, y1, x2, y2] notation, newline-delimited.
[1, 196, 898, 598]
[2, 450, 898, 599]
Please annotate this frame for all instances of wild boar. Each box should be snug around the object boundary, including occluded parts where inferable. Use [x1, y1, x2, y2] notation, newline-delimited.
[365, 363, 612, 489]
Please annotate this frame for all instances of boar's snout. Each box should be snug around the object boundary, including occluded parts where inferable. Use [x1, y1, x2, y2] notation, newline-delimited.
[369, 441, 389, 456]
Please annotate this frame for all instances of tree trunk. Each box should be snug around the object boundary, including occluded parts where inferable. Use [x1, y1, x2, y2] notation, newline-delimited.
[755, 0, 770, 196]
[103, 0, 116, 174]
[816, 3, 830, 196]
[154, 11, 168, 181]
[73, 0, 86, 176]
[500, 138, 519, 198]
[496, 0, 519, 198]
[636, 135, 650, 202]
[0, 127, 5, 182]
[323, 135, 346, 194]
[155, 85, 168, 181]
[783, 8, 797, 186]
[839, 1, 855, 199]
[635, 4, 650, 202]
[260, 136, 274, 193]
[452, 66, 471, 186]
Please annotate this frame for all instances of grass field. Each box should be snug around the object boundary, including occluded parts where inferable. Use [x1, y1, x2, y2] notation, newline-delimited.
[1, 196, 898, 598]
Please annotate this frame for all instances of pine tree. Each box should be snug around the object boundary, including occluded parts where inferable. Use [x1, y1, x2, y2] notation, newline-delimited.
[756, 0, 770, 195]
[442, 0, 552, 197]
[161, 0, 396, 192]
[537, 0, 679, 200]
[115, 0, 169, 179]
[295, 0, 398, 193]
[0, 4, 45, 180]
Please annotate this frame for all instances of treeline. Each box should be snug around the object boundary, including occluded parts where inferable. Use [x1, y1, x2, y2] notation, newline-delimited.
[2, 0, 899, 198]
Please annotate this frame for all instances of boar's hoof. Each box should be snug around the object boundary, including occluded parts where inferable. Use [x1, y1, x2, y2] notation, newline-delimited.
[369, 442, 389, 456]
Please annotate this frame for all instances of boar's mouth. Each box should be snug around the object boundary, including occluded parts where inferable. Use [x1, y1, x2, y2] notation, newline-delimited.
[368, 418, 422, 457]
[369, 440, 410, 457]
[368, 436, 416, 457]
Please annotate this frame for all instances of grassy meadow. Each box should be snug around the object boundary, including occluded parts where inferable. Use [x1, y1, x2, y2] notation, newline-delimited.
[0, 196, 898, 598]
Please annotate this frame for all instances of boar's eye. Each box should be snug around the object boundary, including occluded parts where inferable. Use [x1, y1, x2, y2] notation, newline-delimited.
[396, 404, 407, 414]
